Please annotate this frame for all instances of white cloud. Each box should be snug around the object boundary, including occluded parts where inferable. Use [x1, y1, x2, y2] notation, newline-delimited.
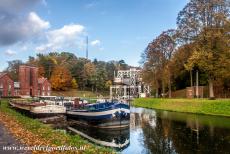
[4, 49, 16, 56]
[91, 40, 101, 46]
[20, 45, 28, 51]
[0, 11, 50, 46]
[0, 0, 50, 46]
[27, 12, 50, 32]
[36, 24, 86, 53]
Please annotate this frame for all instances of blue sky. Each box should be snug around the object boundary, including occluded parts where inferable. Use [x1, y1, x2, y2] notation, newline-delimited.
[0, 0, 188, 71]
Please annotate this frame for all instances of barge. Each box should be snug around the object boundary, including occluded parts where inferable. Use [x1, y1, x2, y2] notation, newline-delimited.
[10, 99, 66, 118]
[66, 101, 130, 128]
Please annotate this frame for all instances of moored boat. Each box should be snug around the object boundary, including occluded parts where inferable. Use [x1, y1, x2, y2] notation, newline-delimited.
[10, 99, 66, 118]
[66, 101, 130, 128]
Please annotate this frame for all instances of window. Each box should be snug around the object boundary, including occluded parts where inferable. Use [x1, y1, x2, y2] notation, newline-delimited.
[43, 86, 45, 90]
[0, 82, 3, 88]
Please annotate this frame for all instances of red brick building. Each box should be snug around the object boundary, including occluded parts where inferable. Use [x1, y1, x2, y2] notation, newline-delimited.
[0, 73, 14, 97]
[38, 77, 51, 96]
[19, 65, 39, 96]
[0, 65, 51, 97]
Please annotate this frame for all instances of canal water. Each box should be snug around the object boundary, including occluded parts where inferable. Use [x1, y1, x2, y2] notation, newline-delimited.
[68, 107, 230, 154]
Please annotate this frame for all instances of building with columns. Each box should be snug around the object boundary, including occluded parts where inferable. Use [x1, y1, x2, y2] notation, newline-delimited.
[110, 68, 150, 99]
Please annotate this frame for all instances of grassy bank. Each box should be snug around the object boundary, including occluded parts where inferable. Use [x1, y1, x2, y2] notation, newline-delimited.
[0, 99, 113, 154]
[133, 98, 230, 117]
[51, 89, 109, 98]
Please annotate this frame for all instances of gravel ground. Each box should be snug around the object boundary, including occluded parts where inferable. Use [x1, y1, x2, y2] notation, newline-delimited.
[0, 122, 31, 154]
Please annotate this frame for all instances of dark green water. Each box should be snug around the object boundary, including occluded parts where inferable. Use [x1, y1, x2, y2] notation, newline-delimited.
[70, 107, 230, 154]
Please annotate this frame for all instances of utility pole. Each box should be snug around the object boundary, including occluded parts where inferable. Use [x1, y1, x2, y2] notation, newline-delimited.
[86, 36, 88, 59]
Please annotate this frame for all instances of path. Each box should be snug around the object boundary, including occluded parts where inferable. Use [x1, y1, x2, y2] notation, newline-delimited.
[0, 122, 30, 154]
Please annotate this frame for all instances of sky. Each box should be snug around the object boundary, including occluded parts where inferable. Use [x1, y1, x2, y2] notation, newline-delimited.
[0, 0, 189, 71]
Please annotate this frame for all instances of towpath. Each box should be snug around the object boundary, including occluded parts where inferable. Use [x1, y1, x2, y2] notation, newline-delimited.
[0, 122, 30, 154]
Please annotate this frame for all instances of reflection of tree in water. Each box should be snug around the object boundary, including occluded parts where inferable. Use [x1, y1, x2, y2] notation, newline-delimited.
[170, 121, 230, 154]
[139, 111, 230, 154]
[141, 113, 176, 154]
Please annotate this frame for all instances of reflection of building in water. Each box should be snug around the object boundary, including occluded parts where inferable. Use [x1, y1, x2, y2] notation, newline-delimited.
[110, 68, 150, 99]
[130, 112, 157, 130]
[130, 113, 142, 129]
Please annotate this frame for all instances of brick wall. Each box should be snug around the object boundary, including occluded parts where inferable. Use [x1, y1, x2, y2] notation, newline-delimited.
[19, 65, 39, 96]
[0, 74, 14, 97]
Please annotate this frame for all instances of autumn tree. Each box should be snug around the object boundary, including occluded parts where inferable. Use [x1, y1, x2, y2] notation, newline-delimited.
[178, 0, 230, 98]
[142, 29, 177, 97]
[37, 54, 57, 79]
[71, 78, 78, 89]
[177, 0, 229, 44]
[105, 80, 112, 89]
[50, 66, 72, 90]
[185, 25, 230, 98]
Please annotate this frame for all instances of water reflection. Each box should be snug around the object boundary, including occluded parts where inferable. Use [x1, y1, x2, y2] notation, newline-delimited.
[67, 107, 230, 154]
[123, 107, 230, 154]
[68, 123, 130, 151]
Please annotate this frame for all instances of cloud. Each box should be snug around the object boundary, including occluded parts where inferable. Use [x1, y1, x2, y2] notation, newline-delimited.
[21, 45, 28, 51]
[4, 49, 16, 56]
[28, 12, 50, 31]
[36, 24, 86, 53]
[91, 40, 101, 46]
[0, 0, 41, 13]
[0, 0, 49, 46]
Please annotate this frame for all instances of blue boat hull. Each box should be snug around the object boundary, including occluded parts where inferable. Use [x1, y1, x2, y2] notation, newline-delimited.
[67, 102, 130, 128]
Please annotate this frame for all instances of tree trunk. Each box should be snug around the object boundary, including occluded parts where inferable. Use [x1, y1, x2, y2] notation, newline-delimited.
[155, 79, 159, 98]
[168, 78, 171, 98]
[162, 80, 165, 98]
[156, 87, 159, 98]
[196, 70, 199, 98]
[209, 78, 215, 99]
[190, 70, 193, 87]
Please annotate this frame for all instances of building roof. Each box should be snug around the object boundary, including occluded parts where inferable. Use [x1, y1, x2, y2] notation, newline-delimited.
[0, 72, 7, 79]
[38, 77, 48, 84]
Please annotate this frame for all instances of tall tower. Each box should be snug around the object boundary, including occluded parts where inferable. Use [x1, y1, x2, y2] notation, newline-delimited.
[86, 36, 88, 59]
[19, 65, 38, 96]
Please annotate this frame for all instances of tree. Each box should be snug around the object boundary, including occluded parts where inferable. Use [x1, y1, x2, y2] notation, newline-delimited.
[105, 80, 112, 89]
[50, 66, 72, 90]
[142, 29, 177, 98]
[177, 0, 229, 44]
[185, 25, 230, 98]
[71, 78, 78, 89]
[118, 60, 129, 70]
[5, 60, 23, 81]
[37, 54, 56, 79]
[38, 66, 45, 77]
[177, 0, 230, 98]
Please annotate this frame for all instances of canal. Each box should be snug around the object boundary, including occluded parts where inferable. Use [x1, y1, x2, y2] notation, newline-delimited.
[67, 107, 230, 154]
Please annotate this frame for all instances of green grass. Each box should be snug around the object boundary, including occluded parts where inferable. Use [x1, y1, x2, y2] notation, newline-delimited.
[51, 89, 109, 98]
[133, 98, 230, 117]
[0, 99, 113, 153]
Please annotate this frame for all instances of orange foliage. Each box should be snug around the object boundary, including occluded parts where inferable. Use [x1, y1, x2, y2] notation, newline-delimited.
[50, 66, 72, 90]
